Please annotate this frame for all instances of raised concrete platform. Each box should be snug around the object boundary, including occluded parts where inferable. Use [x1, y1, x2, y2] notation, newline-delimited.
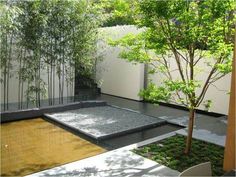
[44, 106, 165, 140]
[26, 147, 180, 177]
[1, 100, 107, 123]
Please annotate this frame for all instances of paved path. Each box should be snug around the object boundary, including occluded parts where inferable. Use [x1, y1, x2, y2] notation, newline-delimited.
[26, 147, 179, 177]
[159, 115, 227, 146]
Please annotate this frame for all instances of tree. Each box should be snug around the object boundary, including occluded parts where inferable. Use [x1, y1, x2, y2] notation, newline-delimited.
[17, 0, 47, 108]
[70, 0, 101, 90]
[110, 0, 235, 154]
[0, 2, 22, 110]
[94, 0, 137, 27]
[1, 0, 100, 110]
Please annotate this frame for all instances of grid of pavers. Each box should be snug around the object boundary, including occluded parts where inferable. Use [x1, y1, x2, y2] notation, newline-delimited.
[44, 106, 165, 140]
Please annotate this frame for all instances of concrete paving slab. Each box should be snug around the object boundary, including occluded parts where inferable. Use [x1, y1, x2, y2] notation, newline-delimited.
[159, 115, 227, 146]
[26, 148, 180, 177]
[44, 106, 165, 140]
[176, 128, 225, 147]
[97, 95, 227, 134]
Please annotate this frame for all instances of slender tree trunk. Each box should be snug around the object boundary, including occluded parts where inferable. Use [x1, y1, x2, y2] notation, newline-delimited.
[26, 80, 29, 108]
[3, 34, 7, 111]
[62, 62, 65, 104]
[3, 7, 8, 111]
[184, 48, 196, 155]
[58, 29, 62, 104]
[47, 64, 50, 105]
[21, 50, 26, 109]
[61, 21, 65, 104]
[58, 65, 61, 104]
[50, 37, 53, 105]
[34, 53, 38, 108]
[38, 46, 41, 107]
[53, 62, 55, 105]
[3, 62, 7, 111]
[21, 79, 24, 109]
[71, 66, 74, 99]
[66, 79, 69, 101]
[18, 48, 23, 109]
[0, 33, 6, 111]
[184, 109, 195, 154]
[6, 35, 13, 110]
[50, 60, 53, 105]
[52, 35, 56, 105]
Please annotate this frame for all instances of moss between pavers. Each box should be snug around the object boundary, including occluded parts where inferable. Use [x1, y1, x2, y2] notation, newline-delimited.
[133, 135, 224, 176]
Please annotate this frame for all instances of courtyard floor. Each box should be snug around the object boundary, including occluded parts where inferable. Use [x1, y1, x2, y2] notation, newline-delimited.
[1, 94, 228, 176]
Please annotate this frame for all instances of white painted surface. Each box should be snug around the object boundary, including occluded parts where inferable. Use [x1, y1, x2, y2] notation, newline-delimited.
[96, 25, 231, 114]
[27, 143, 179, 177]
[0, 60, 74, 104]
[96, 26, 144, 100]
[1, 25, 231, 114]
[149, 54, 231, 114]
[197, 74, 231, 114]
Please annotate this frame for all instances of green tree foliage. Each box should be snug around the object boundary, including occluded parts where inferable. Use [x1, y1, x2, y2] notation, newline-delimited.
[95, 0, 138, 26]
[110, 0, 235, 154]
[0, 2, 22, 110]
[0, 0, 100, 110]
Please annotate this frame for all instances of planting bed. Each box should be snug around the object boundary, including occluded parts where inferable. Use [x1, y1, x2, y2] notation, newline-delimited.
[133, 135, 225, 176]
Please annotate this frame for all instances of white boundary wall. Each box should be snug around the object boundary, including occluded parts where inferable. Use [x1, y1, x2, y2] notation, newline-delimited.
[149, 55, 231, 115]
[96, 25, 231, 114]
[0, 60, 74, 104]
[96, 26, 145, 100]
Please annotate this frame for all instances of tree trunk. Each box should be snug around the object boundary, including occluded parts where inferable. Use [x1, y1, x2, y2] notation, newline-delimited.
[6, 35, 13, 110]
[21, 49, 26, 109]
[184, 109, 195, 154]
[47, 64, 50, 105]
[38, 47, 41, 108]
[53, 64, 55, 105]
[61, 62, 65, 104]
[58, 66, 61, 104]
[35, 60, 38, 107]
[50, 61, 53, 105]
[3, 34, 8, 111]
[26, 80, 29, 108]
[3, 52, 7, 111]
[18, 48, 23, 109]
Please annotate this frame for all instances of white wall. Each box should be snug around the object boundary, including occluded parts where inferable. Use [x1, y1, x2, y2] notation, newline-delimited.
[97, 25, 231, 114]
[1, 25, 231, 114]
[0, 60, 74, 104]
[96, 26, 145, 100]
[149, 54, 231, 115]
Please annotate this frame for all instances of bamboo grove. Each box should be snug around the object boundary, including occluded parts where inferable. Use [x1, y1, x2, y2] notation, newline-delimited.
[0, 0, 100, 111]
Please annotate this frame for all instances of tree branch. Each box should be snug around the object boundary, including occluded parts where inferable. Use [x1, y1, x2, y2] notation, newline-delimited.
[196, 57, 223, 106]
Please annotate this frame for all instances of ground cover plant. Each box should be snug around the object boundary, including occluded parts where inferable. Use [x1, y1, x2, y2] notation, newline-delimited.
[133, 135, 224, 176]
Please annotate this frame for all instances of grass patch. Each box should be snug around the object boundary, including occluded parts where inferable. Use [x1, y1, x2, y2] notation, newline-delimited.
[133, 135, 224, 176]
